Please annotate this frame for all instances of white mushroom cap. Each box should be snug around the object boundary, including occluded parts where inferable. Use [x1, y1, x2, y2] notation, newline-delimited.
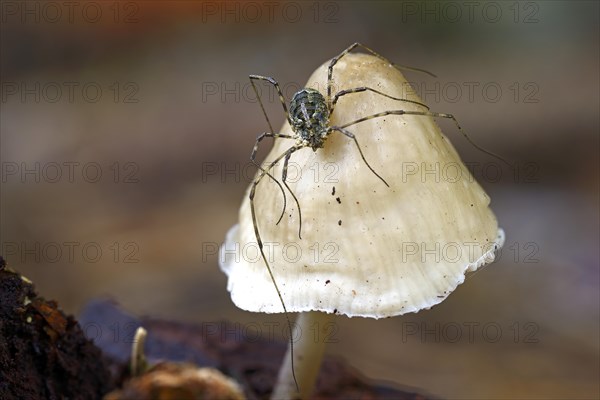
[219, 53, 504, 318]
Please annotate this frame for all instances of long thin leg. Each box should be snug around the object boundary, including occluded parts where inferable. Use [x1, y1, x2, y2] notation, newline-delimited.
[331, 86, 430, 114]
[251, 132, 295, 225]
[327, 42, 436, 106]
[249, 145, 302, 393]
[281, 147, 303, 239]
[328, 126, 389, 187]
[248, 76, 300, 224]
[249, 75, 293, 132]
[338, 110, 513, 168]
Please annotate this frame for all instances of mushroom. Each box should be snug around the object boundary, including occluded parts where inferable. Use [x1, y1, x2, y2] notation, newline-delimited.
[219, 52, 504, 399]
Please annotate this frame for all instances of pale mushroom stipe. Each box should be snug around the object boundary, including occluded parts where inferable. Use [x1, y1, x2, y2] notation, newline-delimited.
[219, 43, 506, 399]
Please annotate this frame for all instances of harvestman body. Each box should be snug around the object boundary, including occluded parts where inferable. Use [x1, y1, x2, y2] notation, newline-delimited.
[247, 43, 509, 389]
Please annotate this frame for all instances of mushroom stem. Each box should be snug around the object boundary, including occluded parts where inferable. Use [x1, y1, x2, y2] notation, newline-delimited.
[272, 311, 333, 400]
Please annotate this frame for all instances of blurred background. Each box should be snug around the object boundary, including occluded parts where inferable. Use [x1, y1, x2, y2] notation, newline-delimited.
[1, 1, 598, 399]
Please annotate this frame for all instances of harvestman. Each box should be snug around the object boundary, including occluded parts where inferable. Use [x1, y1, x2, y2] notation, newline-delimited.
[247, 42, 510, 389]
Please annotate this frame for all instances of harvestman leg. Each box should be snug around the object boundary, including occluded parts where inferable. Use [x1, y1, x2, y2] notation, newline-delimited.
[248, 76, 296, 222]
[280, 147, 303, 239]
[250, 132, 295, 224]
[249, 144, 303, 392]
[327, 126, 389, 187]
[328, 46, 510, 169]
[327, 42, 437, 106]
[329, 91, 427, 186]
[247, 76, 309, 391]
[338, 110, 513, 168]
[325, 43, 438, 186]
[249, 75, 304, 235]
[249, 75, 292, 132]
[331, 86, 430, 114]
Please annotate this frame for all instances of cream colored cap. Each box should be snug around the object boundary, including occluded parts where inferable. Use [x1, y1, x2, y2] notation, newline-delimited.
[220, 53, 504, 318]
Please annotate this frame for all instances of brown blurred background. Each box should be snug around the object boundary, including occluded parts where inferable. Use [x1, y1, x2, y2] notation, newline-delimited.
[1, 1, 598, 399]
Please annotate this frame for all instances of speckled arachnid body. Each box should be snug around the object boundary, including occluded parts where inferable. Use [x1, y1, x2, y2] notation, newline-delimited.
[289, 88, 330, 150]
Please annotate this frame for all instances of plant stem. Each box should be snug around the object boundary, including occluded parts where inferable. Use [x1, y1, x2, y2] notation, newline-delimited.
[130, 326, 147, 376]
[271, 311, 333, 400]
